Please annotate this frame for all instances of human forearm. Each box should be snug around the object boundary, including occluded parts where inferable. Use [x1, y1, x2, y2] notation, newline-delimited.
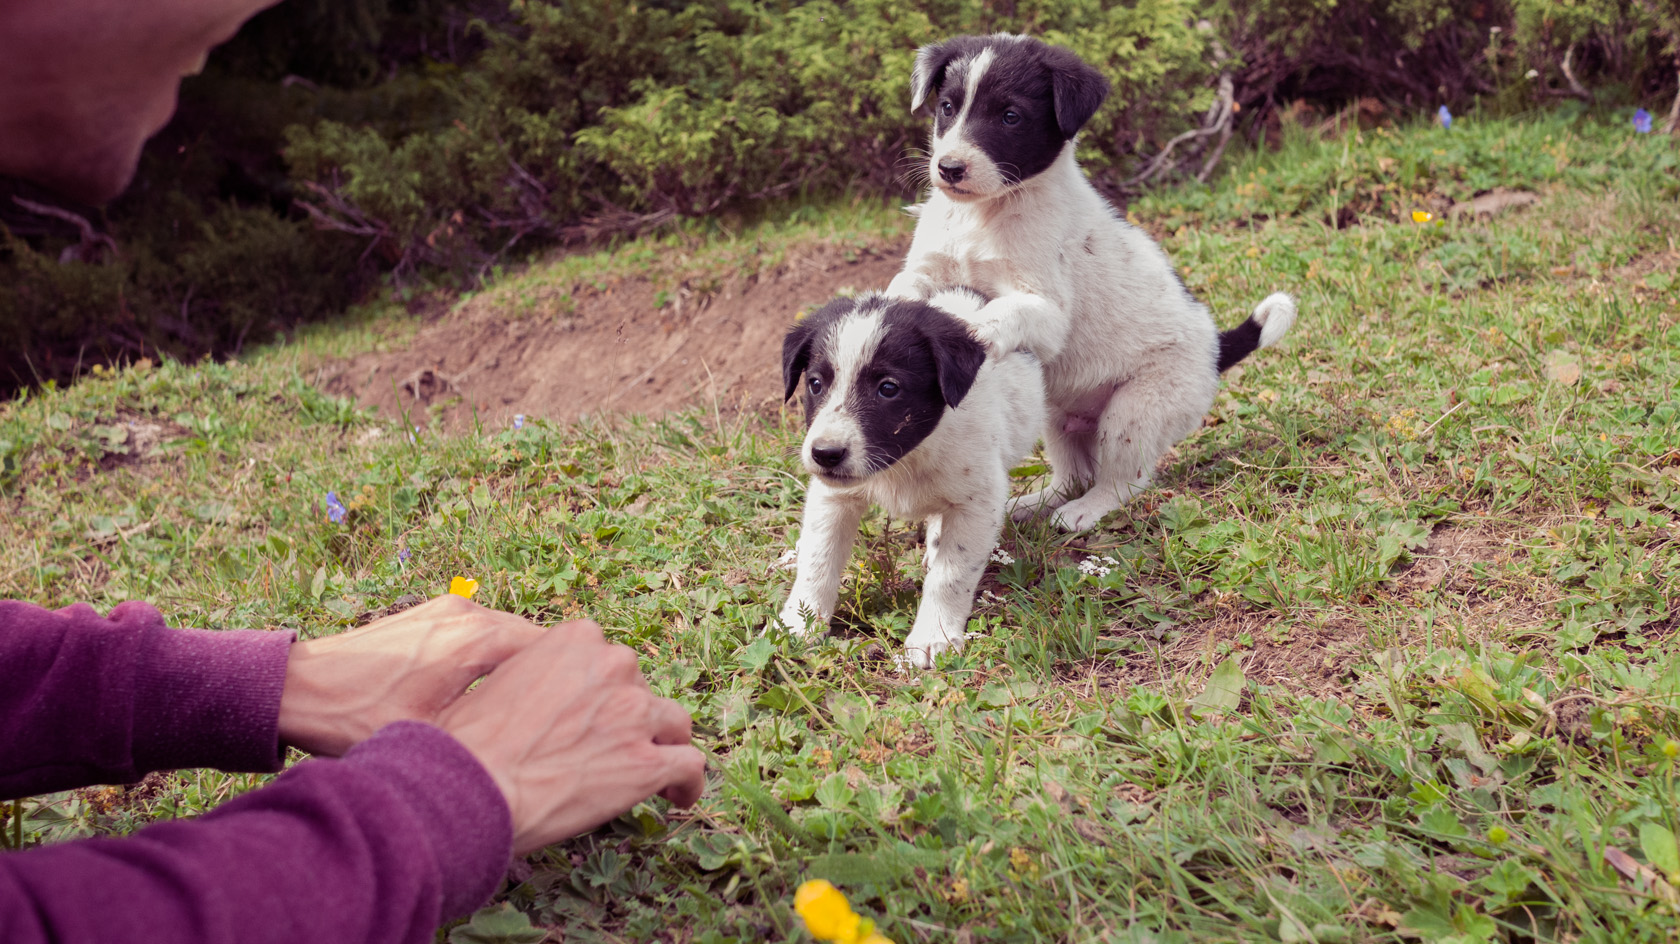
[0, 722, 511, 944]
[0, 600, 290, 800]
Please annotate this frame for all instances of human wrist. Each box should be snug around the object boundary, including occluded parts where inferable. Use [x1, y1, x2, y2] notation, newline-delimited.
[278, 638, 372, 756]
[341, 721, 514, 919]
[440, 719, 535, 850]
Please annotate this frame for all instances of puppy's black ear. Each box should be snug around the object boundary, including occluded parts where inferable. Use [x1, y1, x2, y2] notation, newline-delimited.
[924, 316, 988, 409]
[782, 320, 818, 402]
[782, 297, 851, 401]
[1047, 49, 1110, 138]
[911, 40, 965, 115]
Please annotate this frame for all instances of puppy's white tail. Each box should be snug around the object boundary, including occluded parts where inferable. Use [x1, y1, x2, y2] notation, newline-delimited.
[1216, 292, 1297, 372]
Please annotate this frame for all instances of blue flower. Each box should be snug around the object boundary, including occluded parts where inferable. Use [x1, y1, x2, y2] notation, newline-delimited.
[325, 491, 347, 524]
[398, 547, 411, 563]
[1633, 108, 1653, 134]
[513, 414, 525, 429]
[1437, 105, 1453, 130]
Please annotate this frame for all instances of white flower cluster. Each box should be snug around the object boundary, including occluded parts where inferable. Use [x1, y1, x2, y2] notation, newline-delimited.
[1078, 555, 1119, 579]
[980, 589, 1009, 606]
[990, 547, 1015, 566]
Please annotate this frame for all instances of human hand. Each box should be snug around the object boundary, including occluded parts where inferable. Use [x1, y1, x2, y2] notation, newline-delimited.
[278, 594, 547, 757]
[436, 620, 706, 855]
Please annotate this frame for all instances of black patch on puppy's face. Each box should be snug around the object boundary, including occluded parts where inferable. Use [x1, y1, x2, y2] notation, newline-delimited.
[914, 35, 1110, 189]
[781, 295, 986, 481]
[781, 296, 855, 405]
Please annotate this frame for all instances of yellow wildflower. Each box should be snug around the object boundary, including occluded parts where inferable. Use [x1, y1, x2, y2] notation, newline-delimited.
[449, 576, 479, 599]
[796, 881, 859, 941]
[794, 880, 893, 944]
[1385, 408, 1420, 440]
[1411, 210, 1433, 223]
[1007, 847, 1041, 879]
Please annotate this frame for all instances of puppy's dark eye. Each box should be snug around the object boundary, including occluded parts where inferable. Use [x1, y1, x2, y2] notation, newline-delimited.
[940, 100, 954, 117]
[808, 377, 824, 396]
[1002, 109, 1020, 126]
[878, 380, 900, 399]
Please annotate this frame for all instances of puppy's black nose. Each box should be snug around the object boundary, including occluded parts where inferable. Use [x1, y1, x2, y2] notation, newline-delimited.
[937, 159, 968, 184]
[810, 443, 848, 469]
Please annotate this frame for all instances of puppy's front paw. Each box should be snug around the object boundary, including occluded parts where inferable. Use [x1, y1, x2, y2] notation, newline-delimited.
[898, 626, 966, 670]
[772, 601, 828, 637]
[967, 319, 1013, 357]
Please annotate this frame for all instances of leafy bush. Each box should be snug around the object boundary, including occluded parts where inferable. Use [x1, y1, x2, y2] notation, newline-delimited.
[287, 0, 1222, 267]
[286, 0, 1679, 272]
[0, 205, 360, 393]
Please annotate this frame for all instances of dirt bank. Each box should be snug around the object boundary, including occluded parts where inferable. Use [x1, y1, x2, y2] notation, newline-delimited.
[318, 239, 907, 430]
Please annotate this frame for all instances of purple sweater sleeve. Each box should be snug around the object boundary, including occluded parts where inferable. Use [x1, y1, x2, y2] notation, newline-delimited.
[0, 600, 292, 799]
[0, 721, 513, 944]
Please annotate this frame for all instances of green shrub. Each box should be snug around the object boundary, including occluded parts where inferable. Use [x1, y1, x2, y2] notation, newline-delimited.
[285, 0, 1227, 267]
[283, 0, 1679, 275]
[0, 205, 359, 393]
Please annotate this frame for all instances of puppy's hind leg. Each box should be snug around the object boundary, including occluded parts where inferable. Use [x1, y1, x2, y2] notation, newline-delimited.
[776, 483, 869, 636]
[1050, 369, 1215, 532]
[1008, 424, 1095, 522]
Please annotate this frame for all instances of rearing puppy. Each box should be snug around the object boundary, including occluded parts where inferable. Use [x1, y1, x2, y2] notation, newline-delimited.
[886, 34, 1298, 532]
[777, 288, 1044, 669]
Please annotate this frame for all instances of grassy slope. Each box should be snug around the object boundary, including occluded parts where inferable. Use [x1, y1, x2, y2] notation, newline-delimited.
[3, 110, 1679, 943]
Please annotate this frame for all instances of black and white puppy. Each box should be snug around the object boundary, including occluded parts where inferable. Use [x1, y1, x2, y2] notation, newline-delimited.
[777, 288, 1044, 669]
[887, 34, 1298, 532]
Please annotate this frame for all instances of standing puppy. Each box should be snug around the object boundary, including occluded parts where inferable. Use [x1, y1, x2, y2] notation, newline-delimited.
[777, 289, 1045, 669]
[887, 34, 1298, 532]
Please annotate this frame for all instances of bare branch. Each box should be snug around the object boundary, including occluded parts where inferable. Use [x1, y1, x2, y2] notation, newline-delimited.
[1124, 72, 1234, 188]
[1123, 21, 1238, 188]
[1560, 46, 1593, 101]
[11, 196, 119, 263]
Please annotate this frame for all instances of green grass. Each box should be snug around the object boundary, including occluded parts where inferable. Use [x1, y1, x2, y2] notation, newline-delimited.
[3, 110, 1679, 943]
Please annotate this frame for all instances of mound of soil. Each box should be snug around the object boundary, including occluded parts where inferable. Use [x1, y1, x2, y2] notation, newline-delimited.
[318, 240, 906, 430]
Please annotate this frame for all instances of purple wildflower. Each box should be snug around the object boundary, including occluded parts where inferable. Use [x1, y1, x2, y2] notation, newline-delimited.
[1437, 105, 1453, 130]
[325, 491, 347, 524]
[1633, 108, 1653, 134]
[398, 547, 411, 563]
[513, 414, 525, 429]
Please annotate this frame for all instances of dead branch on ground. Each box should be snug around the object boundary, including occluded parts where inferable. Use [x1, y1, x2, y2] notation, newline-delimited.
[11, 196, 119, 263]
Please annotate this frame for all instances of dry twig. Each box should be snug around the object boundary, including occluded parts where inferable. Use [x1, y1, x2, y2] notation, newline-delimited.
[1124, 24, 1237, 188]
[11, 196, 118, 263]
[1559, 46, 1593, 101]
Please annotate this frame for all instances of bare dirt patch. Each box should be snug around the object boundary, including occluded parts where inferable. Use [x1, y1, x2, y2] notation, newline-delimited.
[316, 240, 906, 430]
